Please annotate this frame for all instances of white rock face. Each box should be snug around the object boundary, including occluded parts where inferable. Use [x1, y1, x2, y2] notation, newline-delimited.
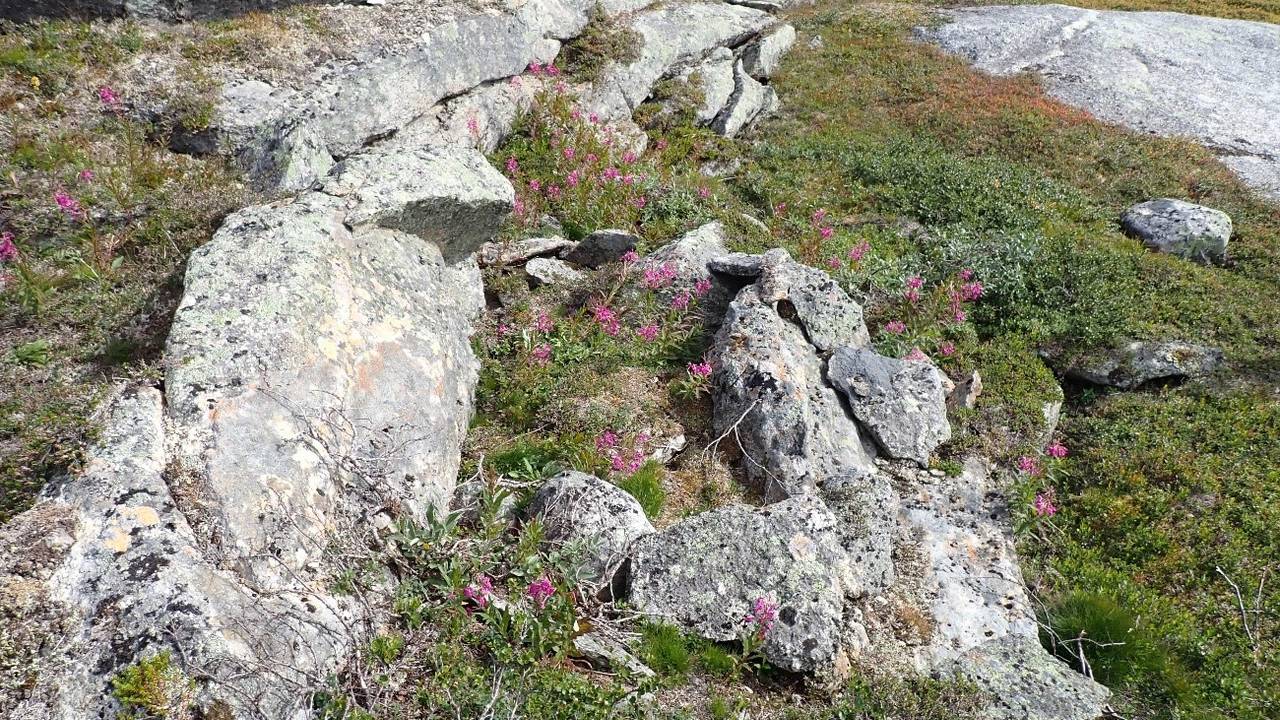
[165, 145, 509, 589]
[919, 4, 1280, 200]
[742, 23, 797, 79]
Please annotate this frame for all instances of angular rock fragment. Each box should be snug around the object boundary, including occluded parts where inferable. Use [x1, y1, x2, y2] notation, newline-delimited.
[525, 257, 585, 287]
[742, 23, 797, 79]
[477, 235, 576, 267]
[561, 228, 640, 268]
[166, 145, 508, 589]
[525, 471, 654, 590]
[712, 282, 878, 500]
[711, 60, 779, 138]
[827, 347, 952, 466]
[1121, 198, 1231, 263]
[756, 248, 870, 351]
[679, 47, 737, 124]
[627, 496, 853, 675]
[946, 635, 1113, 720]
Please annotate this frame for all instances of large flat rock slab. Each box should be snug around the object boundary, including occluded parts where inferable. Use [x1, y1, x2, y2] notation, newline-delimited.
[918, 4, 1280, 200]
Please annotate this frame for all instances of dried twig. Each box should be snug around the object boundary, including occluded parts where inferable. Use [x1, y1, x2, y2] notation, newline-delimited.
[1216, 565, 1257, 648]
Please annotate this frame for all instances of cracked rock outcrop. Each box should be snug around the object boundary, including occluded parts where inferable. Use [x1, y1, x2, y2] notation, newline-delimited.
[919, 4, 1280, 200]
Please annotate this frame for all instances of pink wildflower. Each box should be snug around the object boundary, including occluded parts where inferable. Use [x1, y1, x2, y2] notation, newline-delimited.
[528, 61, 544, 75]
[554, 80, 568, 94]
[596, 429, 620, 451]
[953, 309, 967, 324]
[602, 167, 621, 182]
[590, 112, 601, 125]
[959, 268, 974, 281]
[622, 150, 638, 164]
[848, 240, 870, 263]
[529, 179, 542, 192]
[505, 157, 519, 174]
[688, 361, 713, 378]
[466, 116, 480, 137]
[655, 137, 668, 150]
[698, 186, 710, 199]
[98, 86, 120, 110]
[827, 256, 842, 269]
[670, 292, 691, 311]
[526, 576, 556, 609]
[566, 170, 581, 188]
[547, 184, 562, 200]
[1016, 455, 1042, 476]
[78, 169, 94, 183]
[811, 208, 827, 226]
[54, 190, 82, 219]
[0, 232, 16, 263]
[621, 250, 640, 264]
[819, 226, 834, 240]
[884, 320, 907, 334]
[586, 153, 599, 165]
[1033, 490, 1058, 517]
[904, 289, 921, 304]
[961, 281, 984, 301]
[570, 108, 582, 121]
[939, 341, 956, 357]
[531, 344, 552, 365]
[546, 63, 560, 76]
[496, 322, 513, 337]
[1046, 441, 1069, 459]
[905, 347, 928, 362]
[744, 597, 779, 638]
[906, 276, 924, 290]
[693, 277, 713, 297]
[636, 324, 660, 342]
[534, 312, 554, 333]
[463, 574, 494, 610]
[632, 195, 647, 209]
[643, 262, 677, 289]
[563, 146, 576, 161]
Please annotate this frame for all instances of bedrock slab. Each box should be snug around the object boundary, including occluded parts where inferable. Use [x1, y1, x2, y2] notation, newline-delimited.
[919, 4, 1280, 200]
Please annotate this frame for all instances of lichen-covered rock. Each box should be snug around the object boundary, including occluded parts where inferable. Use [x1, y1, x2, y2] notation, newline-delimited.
[165, 145, 508, 589]
[1059, 340, 1224, 390]
[742, 23, 797, 79]
[946, 635, 1112, 720]
[588, 3, 775, 121]
[755, 248, 871, 351]
[478, 235, 576, 268]
[827, 347, 952, 466]
[5, 388, 352, 720]
[712, 282, 878, 501]
[525, 471, 654, 590]
[323, 145, 514, 261]
[525, 257, 585, 287]
[679, 47, 737, 124]
[637, 221, 732, 320]
[627, 495, 854, 676]
[561, 228, 639, 268]
[1121, 198, 1231, 263]
[711, 59, 779, 138]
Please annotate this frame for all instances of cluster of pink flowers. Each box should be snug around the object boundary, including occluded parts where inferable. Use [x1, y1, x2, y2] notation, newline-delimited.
[596, 429, 650, 474]
[1046, 440, 1068, 459]
[848, 240, 871, 263]
[743, 597, 779, 639]
[526, 61, 561, 77]
[904, 347, 928, 362]
[904, 276, 924, 304]
[693, 277, 712, 297]
[526, 576, 556, 609]
[687, 360, 713, 378]
[463, 574, 494, 610]
[0, 232, 17, 264]
[78, 169, 94, 183]
[534, 311, 554, 333]
[54, 190, 83, 219]
[1016, 455, 1042, 476]
[530, 343, 552, 365]
[1033, 489, 1058, 518]
[98, 86, 121, 111]
[643, 262, 678, 289]
[884, 320, 907, 334]
[670, 291, 691, 311]
[621, 249, 640, 264]
[635, 323, 660, 342]
[938, 341, 956, 357]
[592, 302, 621, 336]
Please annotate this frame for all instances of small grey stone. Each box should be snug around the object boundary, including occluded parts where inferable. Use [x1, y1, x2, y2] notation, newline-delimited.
[827, 347, 952, 467]
[572, 631, 655, 678]
[525, 471, 654, 590]
[525, 257, 585, 287]
[627, 495, 854, 676]
[708, 252, 768, 277]
[1121, 198, 1231, 263]
[561, 229, 640, 268]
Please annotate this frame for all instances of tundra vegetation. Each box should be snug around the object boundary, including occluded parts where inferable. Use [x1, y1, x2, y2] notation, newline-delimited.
[1, 1, 1277, 719]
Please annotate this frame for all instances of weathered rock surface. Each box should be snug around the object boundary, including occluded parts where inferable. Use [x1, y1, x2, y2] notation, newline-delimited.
[827, 347, 952, 467]
[920, 4, 1280, 200]
[588, 3, 776, 121]
[525, 257, 585, 287]
[628, 495, 853, 675]
[679, 47, 738, 124]
[637, 221, 732, 319]
[525, 471, 654, 589]
[5, 388, 353, 720]
[165, 144, 507, 589]
[0, 0, 358, 21]
[946, 635, 1113, 720]
[561, 228, 640, 268]
[711, 60, 780, 137]
[1058, 340, 1224, 389]
[478, 235, 577, 268]
[742, 23, 797, 79]
[712, 279, 878, 501]
[1120, 198, 1231, 263]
